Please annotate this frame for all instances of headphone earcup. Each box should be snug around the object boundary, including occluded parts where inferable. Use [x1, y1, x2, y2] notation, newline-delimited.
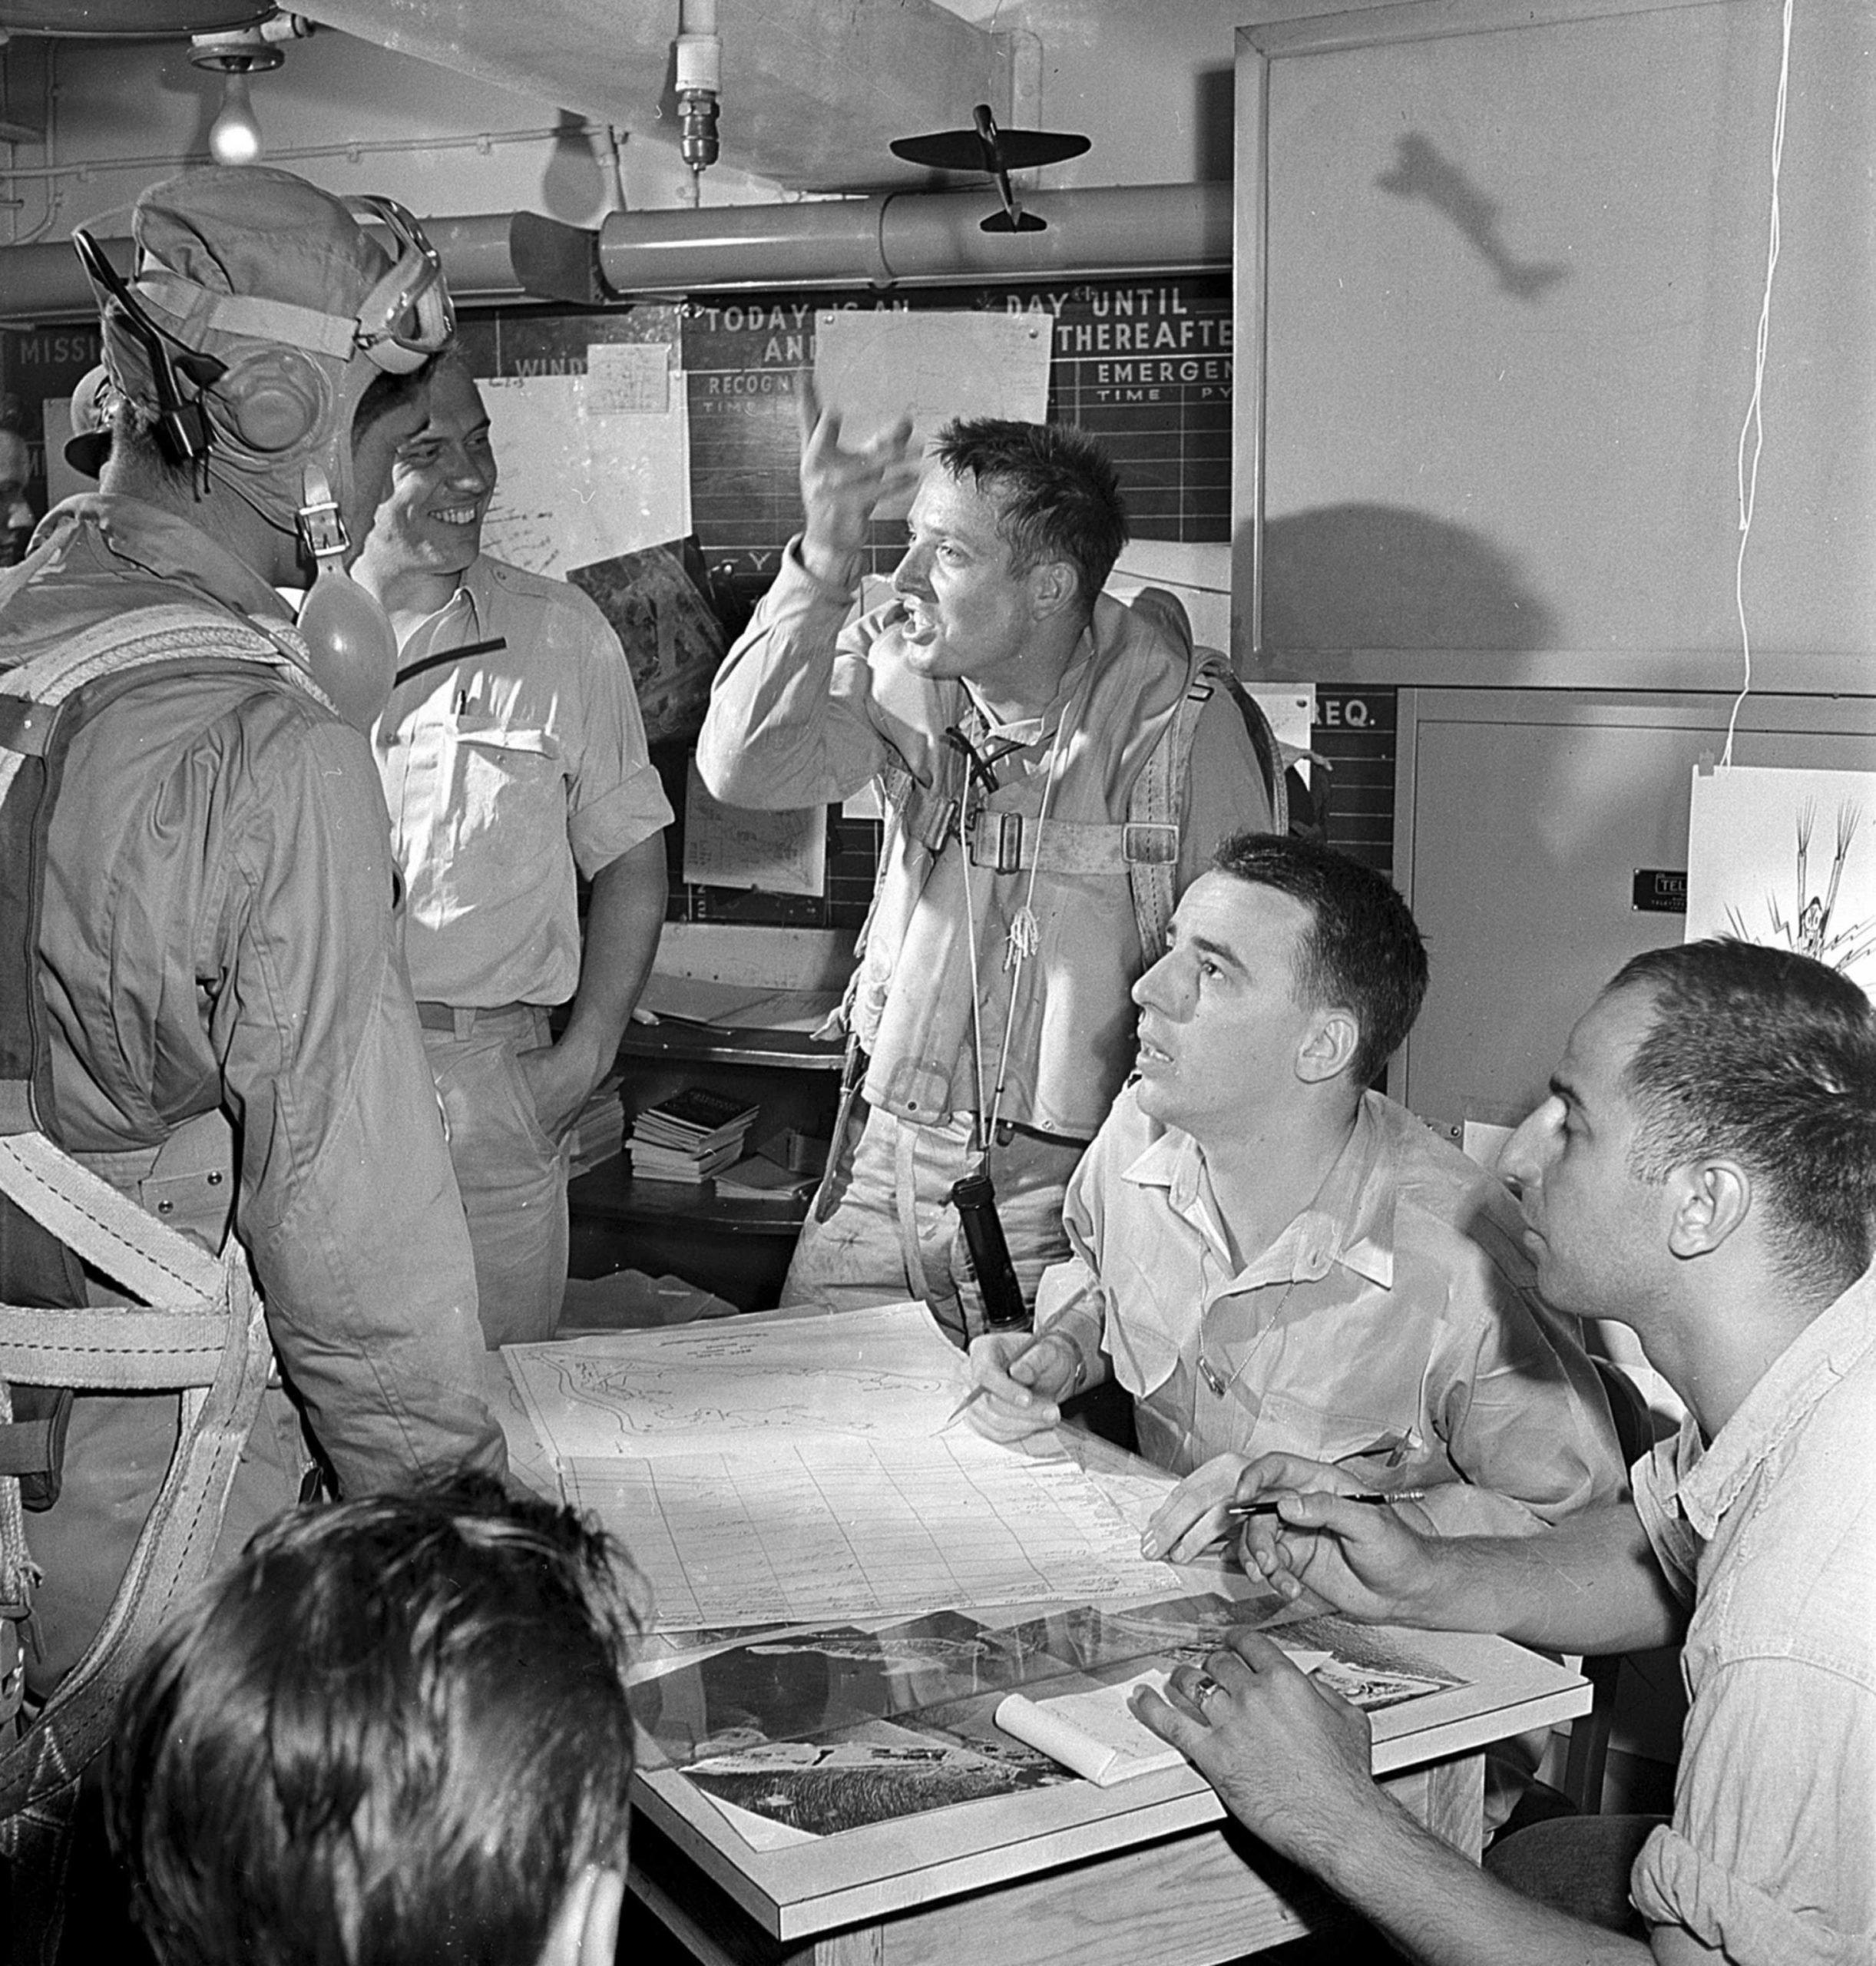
[210, 348, 331, 455]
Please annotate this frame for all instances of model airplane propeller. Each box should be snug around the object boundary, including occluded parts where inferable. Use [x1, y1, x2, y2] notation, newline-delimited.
[889, 103, 1090, 233]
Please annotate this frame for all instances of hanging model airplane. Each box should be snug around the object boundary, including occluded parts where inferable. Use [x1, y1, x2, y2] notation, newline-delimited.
[889, 103, 1090, 233]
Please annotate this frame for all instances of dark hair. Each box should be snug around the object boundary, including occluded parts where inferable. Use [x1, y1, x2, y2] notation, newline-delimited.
[1609, 938, 1876, 1292]
[352, 355, 436, 445]
[106, 1472, 646, 1966]
[931, 417, 1127, 616]
[1212, 832, 1429, 1088]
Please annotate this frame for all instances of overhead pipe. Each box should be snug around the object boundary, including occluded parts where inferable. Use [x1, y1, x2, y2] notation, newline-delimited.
[0, 213, 528, 323]
[585, 183, 1231, 297]
[0, 184, 1226, 325]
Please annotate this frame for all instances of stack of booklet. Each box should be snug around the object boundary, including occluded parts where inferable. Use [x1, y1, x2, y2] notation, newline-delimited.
[627, 1086, 760, 1183]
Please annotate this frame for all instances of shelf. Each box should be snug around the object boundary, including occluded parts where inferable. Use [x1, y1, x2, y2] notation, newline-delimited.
[570, 1156, 812, 1238]
[620, 1019, 844, 1074]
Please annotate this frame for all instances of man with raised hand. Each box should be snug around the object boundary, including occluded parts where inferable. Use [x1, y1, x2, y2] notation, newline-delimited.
[1132, 938, 1876, 1965]
[698, 389, 1276, 1343]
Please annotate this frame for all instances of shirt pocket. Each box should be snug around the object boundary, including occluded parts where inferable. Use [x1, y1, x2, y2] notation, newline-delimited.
[1103, 1253, 1186, 1398]
[446, 716, 564, 869]
[1249, 1385, 1428, 1471]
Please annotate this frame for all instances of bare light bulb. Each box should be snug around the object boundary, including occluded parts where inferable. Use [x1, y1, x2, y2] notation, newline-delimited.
[209, 72, 263, 167]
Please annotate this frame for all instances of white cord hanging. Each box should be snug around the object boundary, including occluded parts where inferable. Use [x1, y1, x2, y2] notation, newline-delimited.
[1721, 0, 1794, 770]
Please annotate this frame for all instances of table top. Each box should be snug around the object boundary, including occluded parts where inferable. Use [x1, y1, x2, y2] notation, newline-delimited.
[631, 1609, 1586, 1941]
[483, 1352, 1590, 1944]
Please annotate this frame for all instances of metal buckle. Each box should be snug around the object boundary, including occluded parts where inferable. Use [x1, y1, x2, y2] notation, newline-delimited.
[974, 809, 1024, 873]
[296, 491, 348, 559]
[1123, 821, 1180, 866]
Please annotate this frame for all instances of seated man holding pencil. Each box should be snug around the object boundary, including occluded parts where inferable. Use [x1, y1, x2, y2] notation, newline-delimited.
[967, 832, 1623, 1544]
[1133, 938, 1876, 1963]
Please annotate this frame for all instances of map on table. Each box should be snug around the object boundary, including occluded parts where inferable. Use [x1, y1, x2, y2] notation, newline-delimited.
[563, 1437, 1176, 1630]
[505, 1302, 1180, 1630]
[505, 1301, 965, 1457]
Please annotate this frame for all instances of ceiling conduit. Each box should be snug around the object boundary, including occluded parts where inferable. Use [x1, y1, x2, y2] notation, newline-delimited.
[0, 182, 1228, 324]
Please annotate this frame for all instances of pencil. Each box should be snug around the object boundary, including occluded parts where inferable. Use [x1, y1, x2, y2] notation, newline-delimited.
[1226, 1488, 1429, 1519]
[940, 1383, 990, 1431]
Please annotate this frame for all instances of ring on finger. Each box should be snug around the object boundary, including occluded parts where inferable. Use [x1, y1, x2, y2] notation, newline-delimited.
[1189, 1672, 1223, 1713]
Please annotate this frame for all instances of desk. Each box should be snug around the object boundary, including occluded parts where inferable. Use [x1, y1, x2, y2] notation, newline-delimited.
[483, 1361, 1590, 1964]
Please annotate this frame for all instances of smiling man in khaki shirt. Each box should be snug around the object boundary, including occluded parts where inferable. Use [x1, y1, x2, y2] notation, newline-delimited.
[356, 353, 672, 1347]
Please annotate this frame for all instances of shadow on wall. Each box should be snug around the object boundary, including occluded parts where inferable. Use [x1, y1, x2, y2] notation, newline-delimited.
[1259, 503, 1557, 654]
[541, 108, 614, 226]
[1377, 135, 1569, 302]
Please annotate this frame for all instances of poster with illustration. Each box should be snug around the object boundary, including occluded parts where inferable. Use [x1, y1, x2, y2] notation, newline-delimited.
[1686, 765, 1876, 1001]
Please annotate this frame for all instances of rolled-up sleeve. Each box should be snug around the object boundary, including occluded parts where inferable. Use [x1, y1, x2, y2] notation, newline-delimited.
[564, 591, 673, 877]
[218, 711, 505, 1489]
[1034, 1129, 1127, 1389]
[1632, 1655, 1876, 1964]
[696, 541, 894, 809]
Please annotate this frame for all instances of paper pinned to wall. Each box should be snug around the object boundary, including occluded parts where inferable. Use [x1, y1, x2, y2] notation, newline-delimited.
[478, 369, 690, 578]
[1686, 763, 1876, 1001]
[585, 340, 671, 415]
[813, 309, 1052, 515]
[682, 756, 826, 897]
[1110, 540, 1233, 652]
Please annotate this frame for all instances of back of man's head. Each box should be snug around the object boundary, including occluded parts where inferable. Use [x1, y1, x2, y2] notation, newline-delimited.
[931, 416, 1127, 615]
[1213, 832, 1429, 1089]
[88, 166, 449, 530]
[1608, 938, 1876, 1296]
[106, 1473, 647, 1966]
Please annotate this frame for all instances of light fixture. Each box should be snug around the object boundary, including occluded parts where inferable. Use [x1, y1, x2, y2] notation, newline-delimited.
[207, 68, 262, 165]
[673, 0, 722, 198]
[189, 12, 313, 167]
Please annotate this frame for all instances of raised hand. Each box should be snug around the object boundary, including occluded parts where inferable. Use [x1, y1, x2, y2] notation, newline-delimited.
[796, 374, 921, 588]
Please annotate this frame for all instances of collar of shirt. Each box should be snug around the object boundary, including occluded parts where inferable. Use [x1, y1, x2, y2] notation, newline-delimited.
[60, 491, 298, 625]
[1119, 1090, 1398, 1293]
[1663, 1263, 1876, 1541]
[395, 581, 479, 662]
